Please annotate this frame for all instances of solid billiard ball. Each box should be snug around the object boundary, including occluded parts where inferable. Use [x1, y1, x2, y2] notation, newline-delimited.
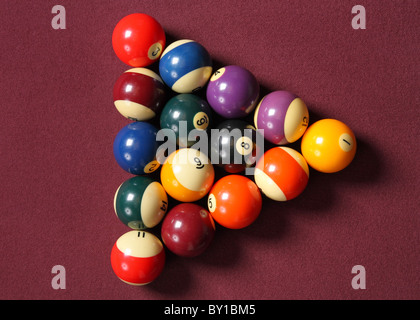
[112, 13, 166, 67]
[159, 39, 212, 93]
[254, 147, 309, 201]
[206, 65, 260, 118]
[160, 93, 212, 147]
[110, 230, 165, 286]
[113, 68, 167, 121]
[113, 122, 160, 175]
[301, 119, 357, 173]
[160, 148, 215, 202]
[254, 90, 309, 145]
[210, 119, 259, 173]
[114, 176, 168, 229]
[207, 175, 262, 229]
[161, 203, 215, 257]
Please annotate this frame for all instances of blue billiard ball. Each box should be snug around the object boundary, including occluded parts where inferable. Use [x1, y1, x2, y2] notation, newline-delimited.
[113, 122, 160, 175]
[159, 39, 212, 93]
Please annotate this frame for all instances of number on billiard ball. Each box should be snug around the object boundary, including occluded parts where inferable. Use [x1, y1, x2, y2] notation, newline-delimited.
[160, 148, 215, 202]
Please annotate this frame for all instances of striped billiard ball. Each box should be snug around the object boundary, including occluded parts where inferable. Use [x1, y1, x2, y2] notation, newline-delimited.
[159, 39, 212, 93]
[114, 176, 168, 230]
[110, 230, 165, 286]
[113, 68, 167, 121]
[254, 147, 309, 201]
[160, 148, 215, 202]
[254, 90, 309, 145]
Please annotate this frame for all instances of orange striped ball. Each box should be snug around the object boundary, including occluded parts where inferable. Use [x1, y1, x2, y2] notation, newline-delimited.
[254, 147, 309, 201]
[160, 148, 215, 202]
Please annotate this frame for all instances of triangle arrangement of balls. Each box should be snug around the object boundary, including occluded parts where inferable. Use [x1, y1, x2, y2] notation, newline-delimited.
[110, 13, 357, 286]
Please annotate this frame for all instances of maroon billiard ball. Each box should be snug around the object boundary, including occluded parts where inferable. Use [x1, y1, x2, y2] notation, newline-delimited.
[161, 203, 216, 257]
[113, 68, 167, 121]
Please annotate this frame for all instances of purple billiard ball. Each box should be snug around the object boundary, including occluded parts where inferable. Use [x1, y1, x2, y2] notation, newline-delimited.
[254, 90, 309, 145]
[206, 65, 259, 118]
[161, 203, 215, 257]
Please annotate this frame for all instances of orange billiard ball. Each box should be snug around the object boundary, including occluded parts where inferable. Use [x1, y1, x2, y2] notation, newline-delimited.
[301, 119, 357, 173]
[254, 147, 309, 201]
[207, 175, 262, 229]
[160, 148, 215, 202]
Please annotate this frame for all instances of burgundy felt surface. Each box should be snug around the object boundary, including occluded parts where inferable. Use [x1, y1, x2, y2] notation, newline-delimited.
[0, 0, 419, 300]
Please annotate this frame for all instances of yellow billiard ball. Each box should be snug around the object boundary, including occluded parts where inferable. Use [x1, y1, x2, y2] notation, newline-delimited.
[160, 148, 215, 202]
[301, 119, 357, 173]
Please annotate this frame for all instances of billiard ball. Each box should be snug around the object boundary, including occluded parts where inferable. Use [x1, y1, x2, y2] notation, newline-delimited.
[112, 13, 166, 67]
[160, 93, 212, 147]
[160, 148, 215, 202]
[210, 119, 259, 173]
[113, 122, 160, 175]
[113, 68, 167, 121]
[159, 39, 212, 93]
[207, 175, 262, 229]
[110, 230, 165, 285]
[254, 147, 309, 201]
[206, 65, 260, 118]
[161, 203, 215, 257]
[254, 90, 309, 145]
[301, 119, 357, 173]
[114, 176, 168, 229]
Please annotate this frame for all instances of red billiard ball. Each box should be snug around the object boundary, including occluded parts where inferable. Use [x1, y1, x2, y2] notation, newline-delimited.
[207, 175, 262, 229]
[161, 203, 216, 257]
[110, 230, 165, 286]
[112, 13, 166, 67]
[113, 68, 167, 121]
[254, 147, 309, 201]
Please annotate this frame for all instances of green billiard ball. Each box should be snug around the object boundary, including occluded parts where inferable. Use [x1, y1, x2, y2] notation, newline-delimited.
[160, 93, 212, 147]
[114, 176, 168, 230]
